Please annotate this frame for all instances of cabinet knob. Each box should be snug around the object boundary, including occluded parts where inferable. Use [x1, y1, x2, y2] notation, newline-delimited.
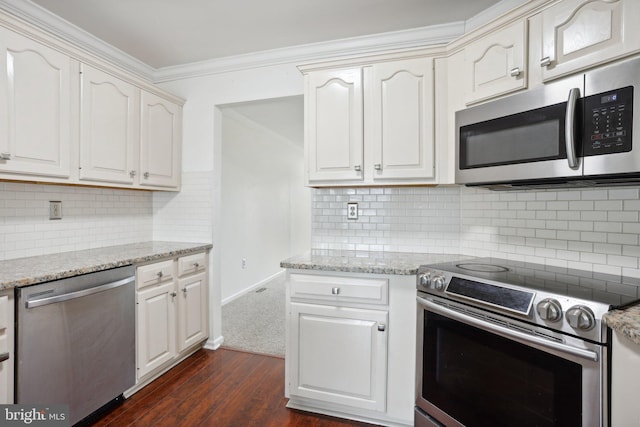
[374, 163, 382, 171]
[354, 165, 361, 172]
[182, 287, 188, 294]
[130, 170, 137, 177]
[540, 56, 552, 68]
[144, 172, 150, 179]
[193, 262, 200, 268]
[331, 287, 340, 295]
[170, 291, 177, 298]
[157, 271, 164, 278]
[377, 324, 386, 332]
[510, 67, 521, 77]
[0, 152, 11, 160]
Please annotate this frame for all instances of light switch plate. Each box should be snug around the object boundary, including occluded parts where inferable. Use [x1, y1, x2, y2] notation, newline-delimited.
[347, 202, 358, 220]
[49, 201, 62, 220]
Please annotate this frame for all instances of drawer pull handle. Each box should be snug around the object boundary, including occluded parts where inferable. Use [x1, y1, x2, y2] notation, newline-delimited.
[331, 287, 340, 295]
[540, 56, 551, 68]
[157, 271, 164, 278]
[0, 352, 9, 363]
[509, 67, 521, 77]
[378, 324, 386, 332]
[0, 152, 11, 160]
[193, 262, 200, 268]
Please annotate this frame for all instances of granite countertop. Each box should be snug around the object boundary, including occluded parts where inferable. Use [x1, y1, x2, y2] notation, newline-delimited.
[603, 305, 640, 345]
[283, 250, 640, 344]
[0, 241, 212, 290]
[280, 249, 470, 275]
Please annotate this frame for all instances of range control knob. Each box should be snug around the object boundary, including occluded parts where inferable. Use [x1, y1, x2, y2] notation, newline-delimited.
[418, 271, 432, 287]
[432, 275, 446, 291]
[536, 298, 563, 322]
[566, 305, 596, 331]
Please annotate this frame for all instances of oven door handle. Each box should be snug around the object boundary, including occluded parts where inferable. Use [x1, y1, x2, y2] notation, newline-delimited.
[418, 296, 599, 362]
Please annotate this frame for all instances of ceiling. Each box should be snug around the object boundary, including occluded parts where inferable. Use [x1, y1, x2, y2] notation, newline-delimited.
[28, 0, 503, 69]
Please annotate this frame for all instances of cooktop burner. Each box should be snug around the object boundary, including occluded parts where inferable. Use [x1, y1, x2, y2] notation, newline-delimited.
[455, 263, 509, 273]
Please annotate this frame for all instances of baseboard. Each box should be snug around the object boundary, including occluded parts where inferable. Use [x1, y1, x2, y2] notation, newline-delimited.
[221, 270, 285, 305]
[204, 335, 224, 350]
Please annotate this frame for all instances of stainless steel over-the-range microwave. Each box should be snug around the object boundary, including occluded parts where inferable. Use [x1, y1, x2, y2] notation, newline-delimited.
[455, 56, 639, 189]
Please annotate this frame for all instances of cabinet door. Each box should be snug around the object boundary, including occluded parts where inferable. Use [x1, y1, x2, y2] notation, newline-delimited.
[306, 68, 364, 183]
[177, 271, 208, 352]
[139, 91, 181, 189]
[289, 302, 387, 412]
[0, 27, 72, 178]
[369, 58, 435, 181]
[539, 0, 640, 81]
[80, 64, 139, 184]
[136, 281, 176, 379]
[465, 20, 527, 104]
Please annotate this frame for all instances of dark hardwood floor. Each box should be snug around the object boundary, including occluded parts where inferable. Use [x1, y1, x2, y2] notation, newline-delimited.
[88, 348, 375, 427]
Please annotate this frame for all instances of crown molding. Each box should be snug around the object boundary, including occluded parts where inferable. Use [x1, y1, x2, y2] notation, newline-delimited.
[0, 0, 530, 84]
[153, 22, 464, 82]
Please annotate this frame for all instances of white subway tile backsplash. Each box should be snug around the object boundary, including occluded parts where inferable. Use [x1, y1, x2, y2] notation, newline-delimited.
[0, 181, 153, 261]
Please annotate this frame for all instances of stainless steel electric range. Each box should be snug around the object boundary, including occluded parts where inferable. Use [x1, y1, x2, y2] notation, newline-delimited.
[415, 257, 640, 427]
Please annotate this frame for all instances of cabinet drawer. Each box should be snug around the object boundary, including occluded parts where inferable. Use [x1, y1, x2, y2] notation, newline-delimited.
[137, 260, 174, 290]
[290, 274, 388, 305]
[178, 252, 206, 277]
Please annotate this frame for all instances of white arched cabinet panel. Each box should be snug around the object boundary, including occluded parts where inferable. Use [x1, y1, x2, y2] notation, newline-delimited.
[539, 0, 640, 81]
[79, 64, 139, 184]
[139, 91, 181, 189]
[306, 68, 364, 183]
[0, 27, 72, 178]
[369, 58, 435, 180]
[464, 20, 527, 104]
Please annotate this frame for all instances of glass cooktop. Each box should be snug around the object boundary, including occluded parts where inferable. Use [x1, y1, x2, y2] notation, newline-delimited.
[422, 257, 640, 309]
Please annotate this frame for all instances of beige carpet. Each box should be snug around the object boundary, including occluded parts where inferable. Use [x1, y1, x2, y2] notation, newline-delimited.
[221, 275, 286, 357]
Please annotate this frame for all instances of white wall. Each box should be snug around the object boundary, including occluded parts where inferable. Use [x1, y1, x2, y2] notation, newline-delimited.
[0, 181, 152, 261]
[219, 109, 309, 302]
[155, 62, 304, 348]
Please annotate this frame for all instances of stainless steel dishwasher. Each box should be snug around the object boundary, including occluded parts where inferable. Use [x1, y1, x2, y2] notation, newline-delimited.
[16, 265, 135, 425]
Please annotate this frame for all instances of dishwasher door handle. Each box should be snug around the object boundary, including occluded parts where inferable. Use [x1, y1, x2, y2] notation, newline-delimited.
[26, 275, 135, 309]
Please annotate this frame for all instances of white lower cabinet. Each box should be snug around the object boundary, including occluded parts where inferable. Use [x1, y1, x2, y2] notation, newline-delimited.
[137, 279, 177, 378]
[290, 302, 388, 412]
[286, 271, 415, 426]
[133, 251, 209, 389]
[611, 330, 640, 426]
[0, 290, 14, 404]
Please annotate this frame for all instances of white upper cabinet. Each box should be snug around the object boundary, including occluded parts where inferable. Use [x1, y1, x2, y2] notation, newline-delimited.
[79, 64, 139, 185]
[139, 91, 182, 189]
[538, 0, 640, 82]
[464, 20, 527, 104]
[369, 57, 435, 181]
[0, 27, 73, 179]
[306, 68, 364, 183]
[303, 55, 437, 187]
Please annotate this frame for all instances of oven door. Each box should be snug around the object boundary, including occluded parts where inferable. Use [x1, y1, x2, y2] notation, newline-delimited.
[416, 295, 607, 427]
[455, 74, 584, 186]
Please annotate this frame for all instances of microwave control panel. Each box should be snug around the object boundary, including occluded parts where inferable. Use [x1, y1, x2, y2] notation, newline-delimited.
[583, 86, 633, 156]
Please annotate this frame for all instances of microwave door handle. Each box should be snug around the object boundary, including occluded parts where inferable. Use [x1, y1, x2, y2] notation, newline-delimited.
[565, 87, 580, 169]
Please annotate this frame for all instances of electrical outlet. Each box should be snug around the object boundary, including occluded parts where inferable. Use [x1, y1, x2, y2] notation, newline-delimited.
[347, 202, 358, 220]
[49, 201, 62, 220]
